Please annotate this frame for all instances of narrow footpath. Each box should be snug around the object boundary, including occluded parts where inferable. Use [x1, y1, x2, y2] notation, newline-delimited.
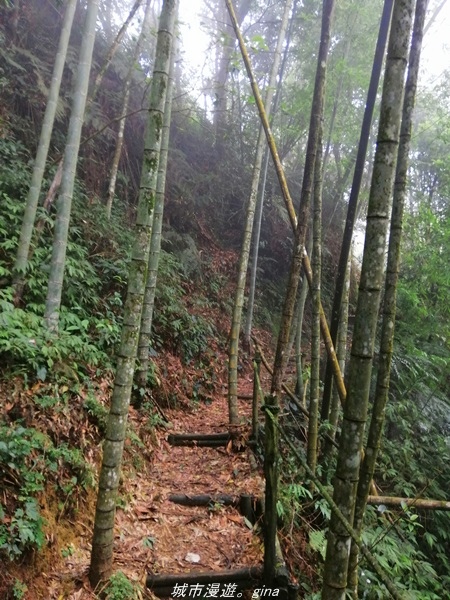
[46, 359, 268, 599]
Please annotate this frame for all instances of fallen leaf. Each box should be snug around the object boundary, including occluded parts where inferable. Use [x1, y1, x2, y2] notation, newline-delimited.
[226, 514, 242, 525]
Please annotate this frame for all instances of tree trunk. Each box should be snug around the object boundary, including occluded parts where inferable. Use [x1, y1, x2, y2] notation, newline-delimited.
[44, 0, 100, 332]
[347, 1, 428, 595]
[273, 410, 404, 600]
[292, 231, 313, 403]
[90, 0, 145, 104]
[271, 0, 335, 401]
[321, 0, 394, 422]
[134, 32, 177, 395]
[88, 0, 177, 586]
[226, 0, 293, 426]
[327, 250, 351, 445]
[229, 0, 346, 408]
[12, 0, 77, 302]
[308, 125, 323, 474]
[294, 278, 308, 403]
[244, 0, 299, 350]
[214, 0, 251, 150]
[243, 147, 269, 353]
[321, 1, 414, 597]
[323, 35, 352, 172]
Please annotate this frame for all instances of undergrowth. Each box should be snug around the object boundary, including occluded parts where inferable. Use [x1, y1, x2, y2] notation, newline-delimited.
[273, 365, 450, 600]
[0, 134, 220, 589]
[0, 423, 94, 560]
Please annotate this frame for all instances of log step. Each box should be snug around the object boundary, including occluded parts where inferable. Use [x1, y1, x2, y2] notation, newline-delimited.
[168, 493, 240, 507]
[147, 566, 263, 597]
[167, 432, 230, 447]
[168, 493, 261, 524]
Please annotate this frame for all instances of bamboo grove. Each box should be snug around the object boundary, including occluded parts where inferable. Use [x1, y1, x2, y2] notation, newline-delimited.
[0, 0, 449, 598]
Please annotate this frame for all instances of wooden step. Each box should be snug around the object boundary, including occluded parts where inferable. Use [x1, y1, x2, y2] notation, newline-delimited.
[167, 432, 230, 447]
[147, 566, 263, 598]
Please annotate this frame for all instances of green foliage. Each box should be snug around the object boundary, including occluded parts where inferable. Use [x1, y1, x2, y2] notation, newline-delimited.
[0, 299, 110, 377]
[141, 404, 167, 429]
[0, 424, 47, 559]
[371, 143, 450, 598]
[153, 251, 215, 363]
[358, 508, 443, 600]
[378, 388, 450, 578]
[0, 424, 94, 560]
[142, 535, 155, 549]
[0, 135, 216, 378]
[103, 571, 141, 600]
[11, 579, 28, 600]
[126, 428, 145, 450]
[0, 426, 47, 497]
[61, 544, 75, 558]
[308, 529, 326, 560]
[0, 139, 132, 378]
[397, 204, 450, 351]
[373, 324, 450, 594]
[0, 499, 44, 560]
[83, 393, 108, 434]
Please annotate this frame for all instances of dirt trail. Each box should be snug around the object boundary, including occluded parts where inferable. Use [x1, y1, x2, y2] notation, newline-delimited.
[43, 363, 267, 599]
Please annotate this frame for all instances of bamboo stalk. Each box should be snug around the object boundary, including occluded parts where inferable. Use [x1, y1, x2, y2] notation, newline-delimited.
[265, 409, 405, 600]
[367, 496, 450, 511]
[226, 0, 346, 406]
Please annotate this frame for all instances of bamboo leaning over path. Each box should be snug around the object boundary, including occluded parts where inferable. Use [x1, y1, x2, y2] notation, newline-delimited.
[227, 0, 294, 426]
[269, 0, 335, 403]
[225, 0, 346, 406]
[267, 0, 336, 581]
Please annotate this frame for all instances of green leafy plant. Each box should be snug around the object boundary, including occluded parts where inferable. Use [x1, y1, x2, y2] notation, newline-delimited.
[358, 513, 442, 600]
[61, 544, 75, 558]
[0, 300, 110, 378]
[0, 424, 94, 560]
[11, 578, 28, 600]
[153, 251, 215, 363]
[83, 393, 108, 434]
[103, 571, 141, 600]
[309, 529, 326, 560]
[143, 535, 155, 548]
[0, 499, 44, 560]
[0, 139, 132, 382]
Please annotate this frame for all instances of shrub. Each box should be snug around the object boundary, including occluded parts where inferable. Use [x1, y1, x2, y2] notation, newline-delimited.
[103, 571, 141, 600]
[0, 424, 94, 560]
